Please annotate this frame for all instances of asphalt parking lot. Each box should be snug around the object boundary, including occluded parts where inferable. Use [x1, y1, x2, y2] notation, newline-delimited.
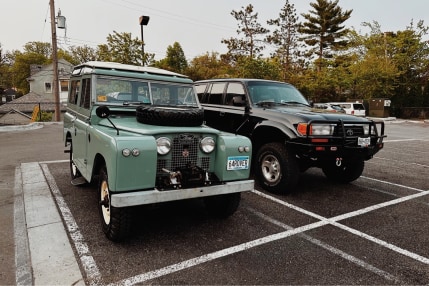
[11, 120, 429, 285]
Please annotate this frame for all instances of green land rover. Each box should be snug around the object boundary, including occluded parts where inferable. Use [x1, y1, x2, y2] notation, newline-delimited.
[63, 61, 253, 241]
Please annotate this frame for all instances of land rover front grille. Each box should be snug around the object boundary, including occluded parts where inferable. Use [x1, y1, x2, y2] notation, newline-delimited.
[156, 134, 211, 173]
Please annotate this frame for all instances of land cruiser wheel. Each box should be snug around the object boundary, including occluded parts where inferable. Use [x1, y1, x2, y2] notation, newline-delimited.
[204, 193, 241, 218]
[256, 143, 299, 194]
[98, 166, 131, 242]
[69, 142, 82, 180]
[322, 159, 364, 183]
[136, 105, 204, 127]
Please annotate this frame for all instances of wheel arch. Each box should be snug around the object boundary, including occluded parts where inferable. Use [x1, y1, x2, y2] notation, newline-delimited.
[251, 123, 292, 151]
[91, 153, 106, 184]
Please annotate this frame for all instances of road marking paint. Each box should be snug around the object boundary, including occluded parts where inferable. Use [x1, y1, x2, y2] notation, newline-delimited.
[253, 188, 429, 266]
[360, 176, 426, 193]
[247, 207, 400, 283]
[383, 139, 428, 143]
[372, 156, 429, 168]
[41, 164, 102, 286]
[40, 160, 429, 285]
[109, 219, 330, 286]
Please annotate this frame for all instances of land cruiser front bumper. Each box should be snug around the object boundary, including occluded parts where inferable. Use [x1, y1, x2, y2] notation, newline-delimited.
[110, 179, 254, 207]
[290, 119, 386, 160]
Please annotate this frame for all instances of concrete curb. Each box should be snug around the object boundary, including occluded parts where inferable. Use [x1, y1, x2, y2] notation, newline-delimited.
[16, 162, 84, 285]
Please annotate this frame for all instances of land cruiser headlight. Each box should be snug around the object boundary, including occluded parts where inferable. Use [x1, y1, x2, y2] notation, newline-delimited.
[298, 123, 334, 136]
[156, 137, 171, 155]
[200, 137, 215, 153]
[312, 124, 334, 135]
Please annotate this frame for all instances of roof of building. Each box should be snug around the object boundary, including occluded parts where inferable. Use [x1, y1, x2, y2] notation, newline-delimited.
[0, 92, 65, 114]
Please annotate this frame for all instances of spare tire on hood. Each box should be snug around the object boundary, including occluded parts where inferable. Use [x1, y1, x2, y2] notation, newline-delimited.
[136, 105, 204, 127]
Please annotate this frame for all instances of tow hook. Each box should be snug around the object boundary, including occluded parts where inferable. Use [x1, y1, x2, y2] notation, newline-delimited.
[162, 168, 181, 185]
[336, 157, 342, 167]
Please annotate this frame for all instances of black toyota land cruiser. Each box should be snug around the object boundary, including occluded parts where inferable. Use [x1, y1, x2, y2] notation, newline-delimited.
[195, 79, 386, 193]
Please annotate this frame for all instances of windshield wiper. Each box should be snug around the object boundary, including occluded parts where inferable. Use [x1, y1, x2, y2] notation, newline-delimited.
[279, 101, 310, 107]
[122, 101, 150, 106]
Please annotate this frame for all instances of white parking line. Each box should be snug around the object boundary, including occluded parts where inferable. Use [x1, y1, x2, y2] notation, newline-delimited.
[246, 207, 399, 283]
[41, 163, 103, 286]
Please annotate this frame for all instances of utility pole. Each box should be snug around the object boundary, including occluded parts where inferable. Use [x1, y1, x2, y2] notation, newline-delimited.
[49, 0, 61, 121]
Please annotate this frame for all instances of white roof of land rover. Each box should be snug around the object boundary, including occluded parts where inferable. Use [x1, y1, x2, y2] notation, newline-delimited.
[75, 61, 188, 78]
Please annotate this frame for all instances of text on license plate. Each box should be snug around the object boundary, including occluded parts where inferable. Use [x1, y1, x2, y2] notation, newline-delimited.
[227, 156, 249, 170]
[358, 137, 371, 147]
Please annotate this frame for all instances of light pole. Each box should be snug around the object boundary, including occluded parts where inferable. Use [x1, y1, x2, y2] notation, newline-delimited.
[139, 15, 150, 66]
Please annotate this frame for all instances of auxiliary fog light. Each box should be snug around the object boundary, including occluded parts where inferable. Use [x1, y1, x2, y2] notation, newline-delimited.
[122, 148, 131, 157]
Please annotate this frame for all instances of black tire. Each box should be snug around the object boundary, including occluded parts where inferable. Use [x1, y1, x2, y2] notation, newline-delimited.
[98, 166, 132, 242]
[256, 142, 299, 194]
[204, 193, 241, 218]
[136, 105, 204, 127]
[69, 142, 82, 180]
[322, 159, 365, 183]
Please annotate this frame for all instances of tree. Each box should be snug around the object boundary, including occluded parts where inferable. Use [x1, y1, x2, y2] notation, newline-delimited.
[68, 45, 98, 64]
[299, 0, 352, 71]
[155, 42, 188, 74]
[266, 0, 302, 81]
[222, 4, 269, 62]
[97, 31, 144, 65]
[186, 52, 231, 81]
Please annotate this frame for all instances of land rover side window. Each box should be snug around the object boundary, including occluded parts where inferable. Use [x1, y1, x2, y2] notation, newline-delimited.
[225, 83, 245, 106]
[208, 83, 225, 104]
[68, 80, 80, 105]
[80, 78, 91, 109]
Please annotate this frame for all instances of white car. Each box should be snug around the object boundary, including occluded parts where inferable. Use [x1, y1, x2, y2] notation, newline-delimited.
[329, 102, 366, 117]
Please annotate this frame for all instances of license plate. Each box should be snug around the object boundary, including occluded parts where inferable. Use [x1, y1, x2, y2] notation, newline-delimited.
[227, 156, 249, 170]
[358, 137, 371, 147]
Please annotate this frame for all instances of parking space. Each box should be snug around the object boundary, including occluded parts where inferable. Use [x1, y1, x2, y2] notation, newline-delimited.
[16, 122, 429, 285]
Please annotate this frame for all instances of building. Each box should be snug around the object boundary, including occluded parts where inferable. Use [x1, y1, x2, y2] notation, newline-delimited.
[0, 59, 73, 125]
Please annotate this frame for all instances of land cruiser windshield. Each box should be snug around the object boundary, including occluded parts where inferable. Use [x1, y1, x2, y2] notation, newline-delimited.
[248, 81, 309, 106]
[95, 76, 198, 106]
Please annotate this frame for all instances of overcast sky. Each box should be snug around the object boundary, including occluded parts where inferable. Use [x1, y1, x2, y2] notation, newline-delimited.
[1, 0, 428, 60]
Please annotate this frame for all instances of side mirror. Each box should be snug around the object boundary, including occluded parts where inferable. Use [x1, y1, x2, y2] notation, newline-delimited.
[96, 106, 110, 118]
[232, 95, 245, 106]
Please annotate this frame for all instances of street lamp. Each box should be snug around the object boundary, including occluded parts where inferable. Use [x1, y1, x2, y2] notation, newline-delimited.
[139, 15, 150, 66]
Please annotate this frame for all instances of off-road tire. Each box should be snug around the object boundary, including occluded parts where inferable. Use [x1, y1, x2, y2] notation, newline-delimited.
[98, 166, 132, 242]
[256, 142, 299, 194]
[204, 193, 241, 218]
[322, 159, 365, 183]
[136, 106, 204, 127]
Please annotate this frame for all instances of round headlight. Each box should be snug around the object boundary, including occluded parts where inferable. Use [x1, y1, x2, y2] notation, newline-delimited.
[200, 137, 215, 153]
[132, 148, 140, 157]
[156, 137, 171, 155]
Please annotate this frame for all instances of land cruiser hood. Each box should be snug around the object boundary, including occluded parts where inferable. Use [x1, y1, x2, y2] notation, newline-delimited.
[252, 105, 370, 124]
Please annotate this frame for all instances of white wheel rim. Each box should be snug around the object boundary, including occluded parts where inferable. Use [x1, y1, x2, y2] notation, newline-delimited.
[100, 180, 110, 225]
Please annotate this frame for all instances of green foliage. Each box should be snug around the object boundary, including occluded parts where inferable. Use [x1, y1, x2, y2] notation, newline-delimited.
[153, 42, 188, 74]
[35, 111, 53, 122]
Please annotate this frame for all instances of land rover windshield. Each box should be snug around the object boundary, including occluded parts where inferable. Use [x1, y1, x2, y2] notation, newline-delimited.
[95, 76, 198, 107]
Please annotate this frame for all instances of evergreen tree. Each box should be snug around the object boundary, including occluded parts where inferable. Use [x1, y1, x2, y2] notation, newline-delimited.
[222, 4, 269, 62]
[266, 0, 301, 81]
[299, 0, 352, 71]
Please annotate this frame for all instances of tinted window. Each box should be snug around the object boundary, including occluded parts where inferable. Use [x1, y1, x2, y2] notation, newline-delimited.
[194, 84, 208, 102]
[225, 83, 245, 106]
[208, 83, 225, 104]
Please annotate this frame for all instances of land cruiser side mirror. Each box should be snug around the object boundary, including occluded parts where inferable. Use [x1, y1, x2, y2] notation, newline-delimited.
[232, 95, 245, 106]
[96, 105, 111, 118]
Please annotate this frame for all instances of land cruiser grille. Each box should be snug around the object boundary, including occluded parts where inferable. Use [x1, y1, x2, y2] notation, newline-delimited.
[156, 134, 210, 173]
[334, 125, 365, 137]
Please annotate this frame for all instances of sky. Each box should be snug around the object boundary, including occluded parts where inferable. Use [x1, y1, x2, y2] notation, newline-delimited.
[1, 0, 429, 61]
